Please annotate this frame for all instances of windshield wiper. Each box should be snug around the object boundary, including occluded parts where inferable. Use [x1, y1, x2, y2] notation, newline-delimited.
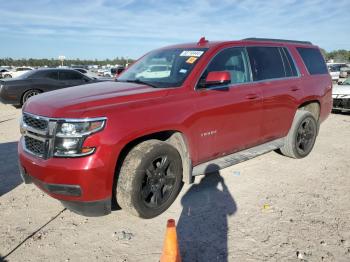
[119, 79, 158, 88]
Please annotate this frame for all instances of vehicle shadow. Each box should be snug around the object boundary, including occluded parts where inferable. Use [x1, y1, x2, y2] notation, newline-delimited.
[0, 141, 22, 196]
[0, 254, 8, 262]
[177, 164, 237, 262]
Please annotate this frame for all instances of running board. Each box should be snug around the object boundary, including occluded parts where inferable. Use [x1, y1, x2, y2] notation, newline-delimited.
[192, 137, 285, 176]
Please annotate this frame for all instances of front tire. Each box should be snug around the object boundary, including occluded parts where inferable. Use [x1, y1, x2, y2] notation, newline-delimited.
[280, 110, 318, 159]
[116, 140, 183, 218]
[22, 89, 42, 105]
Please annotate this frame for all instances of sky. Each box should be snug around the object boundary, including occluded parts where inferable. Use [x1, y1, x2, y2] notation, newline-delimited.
[0, 0, 349, 60]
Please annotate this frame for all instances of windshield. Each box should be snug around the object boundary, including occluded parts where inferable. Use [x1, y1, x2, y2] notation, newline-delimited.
[118, 48, 208, 88]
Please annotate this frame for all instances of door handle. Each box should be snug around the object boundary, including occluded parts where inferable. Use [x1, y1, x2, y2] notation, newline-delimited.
[290, 86, 300, 92]
[245, 94, 259, 100]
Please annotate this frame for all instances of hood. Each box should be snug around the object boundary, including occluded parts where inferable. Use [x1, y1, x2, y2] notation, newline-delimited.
[332, 84, 350, 95]
[24, 81, 169, 118]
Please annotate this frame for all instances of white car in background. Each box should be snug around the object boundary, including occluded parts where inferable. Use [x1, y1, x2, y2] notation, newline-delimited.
[332, 78, 350, 112]
[3, 67, 33, 78]
[136, 65, 171, 79]
[327, 63, 350, 82]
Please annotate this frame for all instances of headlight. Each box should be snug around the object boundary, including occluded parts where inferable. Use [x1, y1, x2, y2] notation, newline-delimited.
[53, 118, 106, 157]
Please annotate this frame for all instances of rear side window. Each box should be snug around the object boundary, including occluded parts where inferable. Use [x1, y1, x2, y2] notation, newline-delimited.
[45, 71, 59, 80]
[247, 47, 285, 81]
[59, 71, 83, 80]
[31, 71, 58, 80]
[280, 48, 298, 77]
[296, 47, 328, 75]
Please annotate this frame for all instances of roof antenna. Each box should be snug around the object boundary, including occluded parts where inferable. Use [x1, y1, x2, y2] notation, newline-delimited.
[197, 36, 208, 46]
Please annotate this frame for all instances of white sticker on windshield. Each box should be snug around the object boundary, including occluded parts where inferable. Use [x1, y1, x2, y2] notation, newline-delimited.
[180, 50, 204, 57]
[179, 69, 187, 74]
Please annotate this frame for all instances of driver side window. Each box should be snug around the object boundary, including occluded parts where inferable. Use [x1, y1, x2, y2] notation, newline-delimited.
[198, 47, 251, 88]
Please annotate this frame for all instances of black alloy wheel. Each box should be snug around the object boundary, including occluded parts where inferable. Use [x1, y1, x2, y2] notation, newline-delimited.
[116, 140, 183, 218]
[295, 117, 317, 156]
[141, 155, 177, 208]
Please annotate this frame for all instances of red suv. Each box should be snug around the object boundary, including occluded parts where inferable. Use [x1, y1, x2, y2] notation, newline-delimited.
[18, 38, 332, 218]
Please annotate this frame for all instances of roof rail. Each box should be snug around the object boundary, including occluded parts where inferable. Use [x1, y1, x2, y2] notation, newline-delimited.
[243, 38, 312, 45]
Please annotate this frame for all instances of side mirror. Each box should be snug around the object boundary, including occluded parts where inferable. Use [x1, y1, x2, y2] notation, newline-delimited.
[205, 71, 231, 86]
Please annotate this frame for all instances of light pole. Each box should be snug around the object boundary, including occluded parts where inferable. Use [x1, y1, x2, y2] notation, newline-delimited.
[58, 55, 65, 67]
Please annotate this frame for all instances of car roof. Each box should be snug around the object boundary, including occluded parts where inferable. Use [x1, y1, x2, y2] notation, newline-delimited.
[36, 68, 83, 72]
[159, 37, 317, 51]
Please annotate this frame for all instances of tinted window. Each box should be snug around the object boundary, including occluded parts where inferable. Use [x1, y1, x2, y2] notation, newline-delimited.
[198, 47, 251, 87]
[45, 71, 59, 80]
[59, 71, 83, 80]
[281, 48, 298, 77]
[31, 70, 58, 79]
[297, 47, 328, 75]
[247, 47, 285, 81]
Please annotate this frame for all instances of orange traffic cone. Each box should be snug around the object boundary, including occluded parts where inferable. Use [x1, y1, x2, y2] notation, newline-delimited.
[160, 219, 181, 262]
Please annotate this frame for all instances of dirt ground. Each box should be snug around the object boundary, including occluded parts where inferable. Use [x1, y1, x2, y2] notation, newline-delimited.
[0, 102, 349, 262]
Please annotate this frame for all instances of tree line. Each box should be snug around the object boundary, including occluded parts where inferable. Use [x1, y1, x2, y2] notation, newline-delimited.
[0, 57, 134, 67]
[0, 49, 349, 67]
[319, 49, 349, 63]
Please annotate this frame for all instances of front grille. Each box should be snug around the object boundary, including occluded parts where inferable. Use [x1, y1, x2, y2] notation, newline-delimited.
[23, 114, 48, 130]
[333, 98, 350, 109]
[24, 136, 46, 157]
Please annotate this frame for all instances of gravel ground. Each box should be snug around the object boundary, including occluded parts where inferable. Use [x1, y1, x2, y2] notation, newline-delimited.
[0, 102, 349, 262]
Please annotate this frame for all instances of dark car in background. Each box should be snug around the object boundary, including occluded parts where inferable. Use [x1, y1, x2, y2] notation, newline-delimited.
[0, 68, 98, 106]
[111, 66, 125, 78]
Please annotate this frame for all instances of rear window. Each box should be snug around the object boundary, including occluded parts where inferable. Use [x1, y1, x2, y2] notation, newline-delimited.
[296, 47, 328, 75]
[247, 47, 285, 81]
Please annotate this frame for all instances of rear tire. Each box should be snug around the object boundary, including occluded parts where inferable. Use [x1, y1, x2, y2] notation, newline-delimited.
[22, 89, 42, 105]
[116, 140, 183, 218]
[280, 110, 318, 159]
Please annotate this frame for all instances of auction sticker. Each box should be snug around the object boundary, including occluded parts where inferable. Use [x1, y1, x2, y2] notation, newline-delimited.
[180, 50, 204, 57]
[186, 57, 198, 64]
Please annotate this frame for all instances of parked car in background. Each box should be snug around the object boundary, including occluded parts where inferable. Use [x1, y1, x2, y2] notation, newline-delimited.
[3, 67, 33, 78]
[18, 38, 332, 218]
[112, 66, 125, 78]
[97, 69, 106, 76]
[103, 70, 113, 77]
[327, 63, 349, 82]
[339, 66, 350, 79]
[0, 68, 10, 79]
[135, 65, 171, 79]
[0, 68, 98, 106]
[332, 77, 350, 112]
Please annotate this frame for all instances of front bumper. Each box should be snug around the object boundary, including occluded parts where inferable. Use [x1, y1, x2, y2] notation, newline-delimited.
[332, 98, 350, 111]
[18, 138, 115, 216]
[19, 162, 111, 216]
